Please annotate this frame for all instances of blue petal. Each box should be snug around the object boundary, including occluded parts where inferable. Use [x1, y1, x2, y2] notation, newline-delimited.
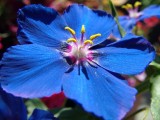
[0, 86, 27, 120]
[63, 4, 116, 44]
[63, 65, 137, 120]
[97, 33, 155, 75]
[0, 44, 69, 98]
[17, 4, 70, 47]
[112, 25, 121, 39]
[29, 109, 58, 120]
[112, 16, 136, 38]
[119, 16, 136, 32]
[138, 5, 160, 21]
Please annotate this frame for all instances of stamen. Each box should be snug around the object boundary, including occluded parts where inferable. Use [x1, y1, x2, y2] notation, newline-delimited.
[90, 33, 101, 41]
[122, 5, 128, 10]
[134, 1, 142, 8]
[126, 4, 133, 9]
[81, 25, 85, 43]
[65, 27, 76, 35]
[67, 38, 77, 43]
[81, 25, 85, 33]
[122, 4, 133, 10]
[84, 40, 93, 45]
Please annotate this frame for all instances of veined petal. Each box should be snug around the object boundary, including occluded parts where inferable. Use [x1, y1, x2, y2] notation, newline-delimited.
[97, 33, 155, 75]
[63, 64, 137, 120]
[29, 109, 58, 120]
[63, 4, 116, 44]
[17, 4, 70, 47]
[0, 87, 27, 120]
[138, 5, 160, 21]
[0, 44, 69, 98]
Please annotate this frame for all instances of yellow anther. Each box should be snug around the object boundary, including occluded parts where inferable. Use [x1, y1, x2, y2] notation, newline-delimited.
[122, 5, 128, 9]
[126, 4, 133, 9]
[84, 40, 93, 45]
[122, 4, 133, 10]
[65, 27, 76, 35]
[81, 25, 85, 33]
[67, 38, 77, 43]
[134, 1, 142, 8]
[90, 33, 101, 41]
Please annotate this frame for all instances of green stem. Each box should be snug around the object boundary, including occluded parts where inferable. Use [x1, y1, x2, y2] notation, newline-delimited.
[108, 0, 126, 37]
[124, 107, 148, 120]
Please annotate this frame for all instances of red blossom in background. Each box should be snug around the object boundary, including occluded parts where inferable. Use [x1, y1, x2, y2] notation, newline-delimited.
[137, 16, 160, 31]
[23, 0, 31, 5]
[0, 37, 3, 50]
[41, 92, 66, 109]
[144, 16, 160, 27]
[9, 25, 18, 34]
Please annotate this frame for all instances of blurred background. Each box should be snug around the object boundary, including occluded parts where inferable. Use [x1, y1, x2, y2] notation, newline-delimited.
[0, 0, 160, 120]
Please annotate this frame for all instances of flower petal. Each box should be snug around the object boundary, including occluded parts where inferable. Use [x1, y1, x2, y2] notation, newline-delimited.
[63, 65, 137, 120]
[139, 5, 160, 21]
[63, 4, 116, 43]
[29, 109, 58, 120]
[17, 4, 70, 47]
[0, 44, 69, 98]
[0, 86, 27, 120]
[97, 33, 155, 75]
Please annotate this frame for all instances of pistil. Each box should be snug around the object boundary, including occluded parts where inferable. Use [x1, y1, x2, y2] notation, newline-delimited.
[64, 25, 101, 65]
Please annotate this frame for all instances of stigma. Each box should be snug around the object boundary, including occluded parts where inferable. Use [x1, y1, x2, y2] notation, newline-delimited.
[62, 25, 101, 65]
[122, 1, 143, 18]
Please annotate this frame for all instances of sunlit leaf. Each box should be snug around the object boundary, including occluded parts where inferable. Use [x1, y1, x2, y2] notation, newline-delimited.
[150, 70, 160, 120]
[25, 99, 48, 117]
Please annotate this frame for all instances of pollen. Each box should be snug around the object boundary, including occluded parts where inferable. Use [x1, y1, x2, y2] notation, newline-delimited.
[122, 5, 128, 9]
[122, 3, 134, 10]
[67, 38, 77, 43]
[134, 1, 142, 8]
[127, 4, 133, 9]
[65, 27, 76, 35]
[84, 40, 93, 45]
[122, 4, 133, 10]
[90, 34, 101, 41]
[81, 25, 85, 33]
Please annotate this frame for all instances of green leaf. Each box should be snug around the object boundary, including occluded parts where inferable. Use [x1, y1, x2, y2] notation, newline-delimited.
[151, 96, 160, 120]
[150, 71, 160, 120]
[25, 99, 48, 117]
[0, 33, 9, 38]
[123, 107, 148, 120]
[108, 0, 126, 37]
[136, 62, 160, 94]
[54, 107, 100, 120]
[150, 61, 160, 69]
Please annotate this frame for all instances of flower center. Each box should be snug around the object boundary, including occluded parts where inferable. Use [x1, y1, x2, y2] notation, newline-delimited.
[122, 1, 142, 18]
[62, 25, 101, 65]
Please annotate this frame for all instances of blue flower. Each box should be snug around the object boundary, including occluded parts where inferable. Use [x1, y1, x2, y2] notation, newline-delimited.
[0, 4, 155, 120]
[0, 86, 57, 120]
[0, 86, 27, 120]
[113, 1, 160, 38]
[29, 109, 58, 120]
